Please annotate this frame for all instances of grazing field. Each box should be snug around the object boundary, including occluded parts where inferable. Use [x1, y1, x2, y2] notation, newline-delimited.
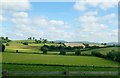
[3, 63, 119, 72]
[82, 47, 119, 55]
[2, 53, 119, 67]
[2, 40, 119, 77]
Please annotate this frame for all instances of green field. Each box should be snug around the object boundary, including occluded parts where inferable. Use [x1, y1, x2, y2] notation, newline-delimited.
[3, 64, 118, 72]
[2, 53, 119, 67]
[82, 47, 119, 55]
[2, 40, 120, 77]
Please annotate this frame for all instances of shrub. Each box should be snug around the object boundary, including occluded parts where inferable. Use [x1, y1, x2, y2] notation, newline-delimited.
[16, 50, 19, 53]
[22, 42, 28, 45]
[6, 43, 9, 46]
[106, 50, 120, 62]
[59, 48, 66, 55]
[41, 47, 48, 54]
[1, 44, 5, 52]
[75, 49, 81, 55]
[91, 51, 104, 58]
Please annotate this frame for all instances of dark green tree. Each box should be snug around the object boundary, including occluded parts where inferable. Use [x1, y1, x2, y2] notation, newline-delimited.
[41, 47, 48, 54]
[59, 46, 66, 55]
[75, 49, 81, 55]
[0, 44, 5, 52]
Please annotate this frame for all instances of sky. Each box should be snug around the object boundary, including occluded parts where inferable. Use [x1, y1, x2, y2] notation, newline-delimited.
[0, 0, 119, 43]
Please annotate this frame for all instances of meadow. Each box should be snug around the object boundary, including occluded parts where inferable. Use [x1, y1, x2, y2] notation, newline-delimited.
[1, 40, 120, 77]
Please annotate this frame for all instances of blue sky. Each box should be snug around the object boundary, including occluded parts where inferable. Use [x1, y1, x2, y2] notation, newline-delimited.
[0, 0, 118, 42]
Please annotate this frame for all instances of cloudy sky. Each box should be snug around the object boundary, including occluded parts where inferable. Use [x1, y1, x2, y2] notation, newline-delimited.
[0, 0, 118, 42]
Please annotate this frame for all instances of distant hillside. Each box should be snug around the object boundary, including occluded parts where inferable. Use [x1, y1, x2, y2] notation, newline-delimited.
[54, 40, 67, 43]
[107, 42, 119, 45]
[66, 41, 99, 44]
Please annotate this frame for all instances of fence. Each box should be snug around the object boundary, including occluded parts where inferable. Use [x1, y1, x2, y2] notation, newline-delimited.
[2, 71, 119, 78]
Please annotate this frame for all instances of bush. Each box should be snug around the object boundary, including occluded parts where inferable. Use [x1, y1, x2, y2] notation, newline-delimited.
[91, 51, 104, 58]
[22, 42, 28, 45]
[106, 50, 120, 62]
[16, 50, 19, 53]
[59, 48, 66, 55]
[0, 44, 5, 52]
[6, 43, 9, 46]
[75, 49, 81, 55]
[41, 47, 48, 54]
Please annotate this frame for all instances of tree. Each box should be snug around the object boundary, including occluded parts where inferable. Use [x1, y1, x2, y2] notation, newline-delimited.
[75, 49, 81, 55]
[43, 39, 47, 43]
[41, 47, 48, 54]
[28, 37, 32, 40]
[106, 50, 119, 62]
[51, 41, 54, 43]
[59, 49, 66, 55]
[40, 38, 42, 41]
[59, 46, 66, 55]
[0, 44, 5, 52]
[83, 43, 89, 48]
[6, 43, 9, 46]
[91, 51, 104, 58]
[35, 39, 39, 43]
[22, 42, 28, 45]
[5, 37, 8, 40]
[33, 37, 35, 40]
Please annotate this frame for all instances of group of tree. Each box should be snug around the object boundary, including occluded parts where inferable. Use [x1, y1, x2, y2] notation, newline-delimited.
[41, 45, 81, 55]
[91, 50, 120, 62]
[0, 37, 11, 43]
[91, 51, 104, 58]
[28, 37, 49, 44]
[40, 45, 84, 52]
[28, 37, 35, 40]
[106, 50, 120, 62]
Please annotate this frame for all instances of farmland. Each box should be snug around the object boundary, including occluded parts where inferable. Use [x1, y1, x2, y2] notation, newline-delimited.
[1, 39, 120, 77]
[2, 53, 118, 67]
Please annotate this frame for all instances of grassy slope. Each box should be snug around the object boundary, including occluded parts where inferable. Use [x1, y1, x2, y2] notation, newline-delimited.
[2, 53, 119, 67]
[82, 47, 119, 55]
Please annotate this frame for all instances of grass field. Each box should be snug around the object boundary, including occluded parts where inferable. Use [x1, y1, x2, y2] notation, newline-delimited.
[3, 63, 119, 72]
[2, 53, 119, 67]
[82, 47, 119, 55]
[2, 40, 120, 77]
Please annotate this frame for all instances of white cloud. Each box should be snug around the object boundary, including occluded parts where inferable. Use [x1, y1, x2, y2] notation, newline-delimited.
[0, 0, 30, 23]
[76, 11, 118, 42]
[11, 12, 29, 26]
[12, 12, 28, 18]
[0, 15, 5, 22]
[84, 11, 98, 15]
[73, 1, 86, 11]
[9, 16, 72, 40]
[1, 0, 31, 11]
[74, 0, 118, 11]
[100, 13, 116, 20]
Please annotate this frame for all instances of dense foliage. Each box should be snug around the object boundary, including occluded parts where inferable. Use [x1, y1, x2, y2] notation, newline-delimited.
[22, 42, 28, 45]
[0, 43, 5, 52]
[41, 46, 48, 54]
[106, 50, 120, 62]
[75, 49, 81, 55]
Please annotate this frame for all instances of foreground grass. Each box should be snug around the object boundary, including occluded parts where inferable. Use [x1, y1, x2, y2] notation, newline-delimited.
[3, 76, 120, 78]
[2, 53, 119, 67]
[3, 64, 119, 71]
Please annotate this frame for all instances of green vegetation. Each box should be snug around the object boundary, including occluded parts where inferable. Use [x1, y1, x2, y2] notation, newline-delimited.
[2, 53, 119, 67]
[3, 64, 118, 72]
[82, 47, 119, 55]
[1, 37, 120, 77]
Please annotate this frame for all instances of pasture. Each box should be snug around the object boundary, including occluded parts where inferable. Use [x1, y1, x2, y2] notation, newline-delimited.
[2, 53, 119, 67]
[1, 40, 120, 77]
